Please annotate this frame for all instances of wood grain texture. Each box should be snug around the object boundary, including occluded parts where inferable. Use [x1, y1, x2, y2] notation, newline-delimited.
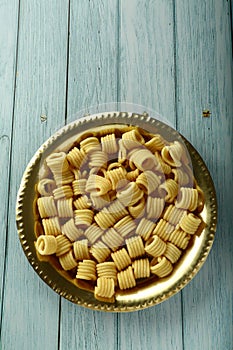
[66, 0, 119, 119]
[60, 2, 119, 350]
[117, 2, 183, 350]
[0, 0, 19, 323]
[0, 1, 69, 349]
[118, 0, 176, 126]
[175, 0, 233, 349]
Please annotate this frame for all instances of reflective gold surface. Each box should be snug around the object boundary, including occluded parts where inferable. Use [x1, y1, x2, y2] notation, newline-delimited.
[16, 112, 217, 312]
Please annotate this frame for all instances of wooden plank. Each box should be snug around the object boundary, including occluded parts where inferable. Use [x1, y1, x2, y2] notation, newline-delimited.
[0, 1, 69, 349]
[59, 1, 119, 350]
[118, 0, 177, 126]
[175, 1, 233, 349]
[117, 2, 183, 350]
[0, 0, 19, 323]
[66, 0, 119, 118]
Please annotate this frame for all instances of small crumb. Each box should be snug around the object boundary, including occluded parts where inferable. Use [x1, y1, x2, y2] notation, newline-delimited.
[202, 110, 211, 118]
[40, 114, 47, 122]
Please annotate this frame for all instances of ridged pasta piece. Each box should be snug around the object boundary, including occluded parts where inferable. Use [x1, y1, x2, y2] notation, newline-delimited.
[107, 200, 128, 221]
[94, 207, 116, 229]
[162, 204, 187, 225]
[84, 224, 104, 244]
[164, 242, 182, 263]
[46, 152, 74, 185]
[56, 169, 75, 186]
[136, 170, 161, 195]
[130, 149, 158, 171]
[94, 277, 115, 302]
[72, 169, 82, 180]
[126, 168, 140, 181]
[90, 167, 107, 177]
[117, 266, 136, 290]
[57, 198, 73, 217]
[154, 151, 172, 174]
[111, 248, 132, 271]
[90, 193, 110, 210]
[153, 219, 175, 241]
[118, 139, 127, 164]
[46, 152, 69, 173]
[74, 209, 94, 228]
[128, 196, 145, 219]
[169, 228, 191, 249]
[73, 239, 90, 260]
[80, 137, 101, 154]
[101, 133, 118, 154]
[107, 162, 123, 171]
[62, 218, 83, 241]
[132, 258, 150, 279]
[35, 235, 57, 255]
[53, 185, 73, 200]
[102, 228, 124, 251]
[175, 187, 198, 211]
[146, 197, 165, 220]
[114, 216, 137, 238]
[128, 158, 137, 170]
[90, 241, 111, 263]
[145, 134, 166, 152]
[171, 168, 190, 186]
[105, 167, 127, 190]
[67, 147, 86, 168]
[86, 174, 111, 196]
[126, 236, 145, 259]
[161, 141, 185, 167]
[145, 235, 167, 258]
[76, 260, 97, 280]
[72, 179, 87, 196]
[37, 196, 57, 218]
[55, 235, 72, 256]
[96, 262, 118, 284]
[59, 250, 78, 271]
[150, 257, 173, 277]
[158, 179, 179, 203]
[37, 178, 56, 196]
[116, 181, 144, 207]
[88, 151, 108, 168]
[136, 218, 156, 241]
[122, 129, 145, 149]
[73, 195, 91, 210]
[179, 213, 202, 234]
[42, 217, 61, 236]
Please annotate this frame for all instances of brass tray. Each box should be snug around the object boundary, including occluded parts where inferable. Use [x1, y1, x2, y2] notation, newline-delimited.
[16, 112, 217, 312]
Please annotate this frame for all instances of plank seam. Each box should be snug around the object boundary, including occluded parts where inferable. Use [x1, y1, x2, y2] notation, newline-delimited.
[0, 0, 21, 340]
[64, 0, 71, 124]
[117, 0, 121, 106]
[229, 0, 233, 61]
[172, 0, 178, 130]
[58, 1, 71, 349]
[173, 2, 185, 350]
[117, 1, 121, 348]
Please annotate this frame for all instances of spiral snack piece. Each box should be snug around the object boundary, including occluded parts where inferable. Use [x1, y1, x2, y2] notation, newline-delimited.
[150, 257, 173, 277]
[35, 235, 57, 255]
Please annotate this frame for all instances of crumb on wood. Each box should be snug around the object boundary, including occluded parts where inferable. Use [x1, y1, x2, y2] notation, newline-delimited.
[202, 110, 211, 118]
[40, 114, 47, 122]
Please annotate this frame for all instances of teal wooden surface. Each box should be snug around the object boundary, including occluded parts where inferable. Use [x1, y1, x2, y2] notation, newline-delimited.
[0, 1, 232, 350]
[0, 0, 19, 317]
[175, 1, 233, 350]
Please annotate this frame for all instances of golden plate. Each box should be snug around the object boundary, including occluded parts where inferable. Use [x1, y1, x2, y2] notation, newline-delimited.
[16, 112, 217, 312]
